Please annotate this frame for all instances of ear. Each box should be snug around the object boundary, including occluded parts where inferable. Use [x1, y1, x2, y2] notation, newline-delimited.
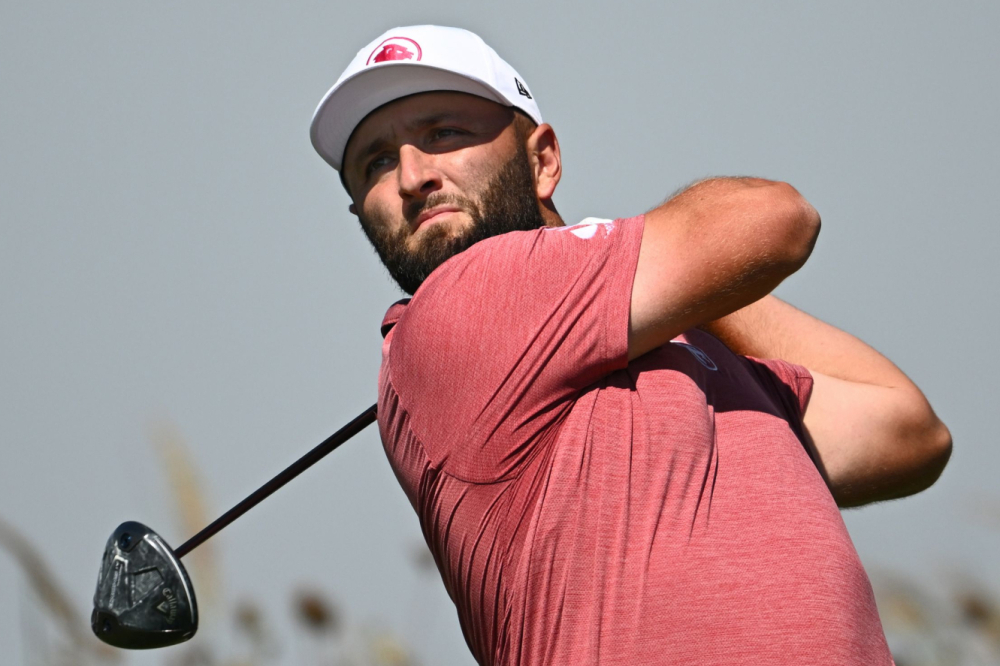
[349, 203, 358, 216]
[525, 123, 561, 201]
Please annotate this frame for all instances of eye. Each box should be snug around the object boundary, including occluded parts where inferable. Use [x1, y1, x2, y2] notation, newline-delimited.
[365, 154, 393, 178]
[432, 127, 462, 140]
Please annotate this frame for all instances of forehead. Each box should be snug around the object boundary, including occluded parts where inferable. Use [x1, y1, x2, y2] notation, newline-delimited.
[343, 92, 512, 164]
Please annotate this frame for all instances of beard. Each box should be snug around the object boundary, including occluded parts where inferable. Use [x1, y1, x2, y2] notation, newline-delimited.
[356, 143, 547, 295]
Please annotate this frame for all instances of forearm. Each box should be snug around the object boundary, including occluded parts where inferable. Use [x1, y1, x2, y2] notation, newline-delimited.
[700, 295, 913, 390]
[702, 295, 952, 506]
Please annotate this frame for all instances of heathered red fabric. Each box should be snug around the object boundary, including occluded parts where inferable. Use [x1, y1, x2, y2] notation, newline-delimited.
[377, 216, 893, 665]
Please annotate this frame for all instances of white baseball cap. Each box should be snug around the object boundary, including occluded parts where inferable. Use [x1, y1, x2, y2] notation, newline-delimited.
[310, 25, 543, 171]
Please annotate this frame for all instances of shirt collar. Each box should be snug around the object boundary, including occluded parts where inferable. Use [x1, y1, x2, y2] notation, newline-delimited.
[380, 298, 411, 338]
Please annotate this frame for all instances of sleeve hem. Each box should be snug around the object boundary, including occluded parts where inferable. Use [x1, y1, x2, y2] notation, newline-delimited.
[604, 215, 646, 370]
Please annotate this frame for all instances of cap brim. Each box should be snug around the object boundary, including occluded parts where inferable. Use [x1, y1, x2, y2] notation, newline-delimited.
[310, 63, 513, 171]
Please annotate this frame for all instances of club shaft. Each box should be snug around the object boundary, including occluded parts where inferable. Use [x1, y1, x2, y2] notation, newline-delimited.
[174, 403, 378, 559]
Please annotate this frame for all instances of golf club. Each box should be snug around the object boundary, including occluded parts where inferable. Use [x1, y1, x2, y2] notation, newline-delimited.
[91, 403, 378, 649]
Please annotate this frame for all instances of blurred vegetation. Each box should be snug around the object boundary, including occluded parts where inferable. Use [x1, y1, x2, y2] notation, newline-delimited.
[875, 570, 1000, 665]
[1, 421, 422, 666]
[1, 422, 998, 664]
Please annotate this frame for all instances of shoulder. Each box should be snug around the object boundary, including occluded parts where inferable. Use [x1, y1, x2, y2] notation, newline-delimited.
[413, 217, 643, 305]
[396, 217, 642, 342]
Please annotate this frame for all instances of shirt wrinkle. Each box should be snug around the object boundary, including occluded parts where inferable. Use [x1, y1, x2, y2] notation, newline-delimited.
[376, 217, 893, 666]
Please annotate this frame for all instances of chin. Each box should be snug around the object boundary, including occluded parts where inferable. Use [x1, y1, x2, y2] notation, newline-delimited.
[409, 217, 469, 248]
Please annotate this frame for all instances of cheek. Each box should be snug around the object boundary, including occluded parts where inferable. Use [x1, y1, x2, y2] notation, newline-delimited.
[359, 184, 405, 230]
[443, 148, 501, 198]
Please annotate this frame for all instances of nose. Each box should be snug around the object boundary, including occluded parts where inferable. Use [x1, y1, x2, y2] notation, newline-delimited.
[397, 144, 441, 200]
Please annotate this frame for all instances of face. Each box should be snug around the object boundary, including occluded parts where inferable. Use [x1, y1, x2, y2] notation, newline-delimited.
[342, 92, 549, 295]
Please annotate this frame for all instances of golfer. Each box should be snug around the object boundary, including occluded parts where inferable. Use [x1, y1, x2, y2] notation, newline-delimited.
[311, 25, 950, 665]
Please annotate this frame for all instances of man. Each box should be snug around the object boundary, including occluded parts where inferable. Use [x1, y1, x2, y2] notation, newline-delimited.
[311, 25, 951, 665]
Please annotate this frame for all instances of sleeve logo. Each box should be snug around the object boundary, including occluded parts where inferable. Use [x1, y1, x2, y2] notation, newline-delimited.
[672, 342, 718, 371]
[552, 217, 614, 239]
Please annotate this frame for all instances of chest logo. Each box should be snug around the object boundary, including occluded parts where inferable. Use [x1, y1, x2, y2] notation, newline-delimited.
[672, 342, 718, 371]
[368, 37, 423, 65]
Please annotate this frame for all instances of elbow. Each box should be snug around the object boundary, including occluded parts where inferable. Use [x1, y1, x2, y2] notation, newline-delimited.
[916, 417, 953, 490]
[766, 181, 821, 272]
[893, 414, 953, 500]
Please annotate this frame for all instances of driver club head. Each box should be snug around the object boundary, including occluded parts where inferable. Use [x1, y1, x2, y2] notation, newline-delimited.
[91, 521, 198, 649]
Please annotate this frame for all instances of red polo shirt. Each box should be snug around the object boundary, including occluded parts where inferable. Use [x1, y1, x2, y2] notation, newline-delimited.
[377, 216, 892, 665]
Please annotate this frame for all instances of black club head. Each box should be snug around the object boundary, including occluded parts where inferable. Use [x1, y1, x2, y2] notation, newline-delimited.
[91, 521, 198, 649]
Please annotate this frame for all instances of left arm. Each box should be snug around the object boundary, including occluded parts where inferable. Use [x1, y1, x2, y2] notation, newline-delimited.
[701, 295, 952, 507]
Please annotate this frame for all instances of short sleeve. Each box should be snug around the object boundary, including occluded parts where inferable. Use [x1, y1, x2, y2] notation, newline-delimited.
[387, 216, 645, 482]
[743, 356, 815, 439]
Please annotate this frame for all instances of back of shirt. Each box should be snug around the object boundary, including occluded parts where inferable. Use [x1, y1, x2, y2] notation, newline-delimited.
[378, 216, 893, 665]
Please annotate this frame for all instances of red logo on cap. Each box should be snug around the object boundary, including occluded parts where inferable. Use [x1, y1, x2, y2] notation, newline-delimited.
[367, 37, 423, 65]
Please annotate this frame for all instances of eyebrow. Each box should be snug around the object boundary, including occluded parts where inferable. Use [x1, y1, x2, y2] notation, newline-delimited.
[353, 111, 467, 163]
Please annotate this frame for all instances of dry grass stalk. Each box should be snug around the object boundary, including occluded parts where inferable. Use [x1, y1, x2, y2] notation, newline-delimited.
[233, 598, 279, 665]
[953, 582, 1000, 650]
[149, 419, 220, 614]
[293, 589, 341, 635]
[0, 514, 120, 662]
[369, 630, 414, 666]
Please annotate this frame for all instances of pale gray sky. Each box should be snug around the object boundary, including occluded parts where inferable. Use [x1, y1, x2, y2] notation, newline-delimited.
[2, 2, 998, 665]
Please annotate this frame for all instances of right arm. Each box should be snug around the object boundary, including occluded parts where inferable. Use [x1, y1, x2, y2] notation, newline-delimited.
[629, 177, 821, 360]
[699, 296, 952, 506]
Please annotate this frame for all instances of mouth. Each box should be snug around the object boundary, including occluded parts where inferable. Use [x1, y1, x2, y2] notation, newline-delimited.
[411, 206, 462, 232]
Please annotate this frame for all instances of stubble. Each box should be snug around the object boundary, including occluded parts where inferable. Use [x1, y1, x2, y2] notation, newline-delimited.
[356, 141, 545, 295]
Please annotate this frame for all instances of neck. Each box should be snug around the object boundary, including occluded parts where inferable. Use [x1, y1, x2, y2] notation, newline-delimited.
[540, 199, 564, 227]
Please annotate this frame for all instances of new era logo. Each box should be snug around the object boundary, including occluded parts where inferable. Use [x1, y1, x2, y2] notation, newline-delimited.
[515, 78, 532, 99]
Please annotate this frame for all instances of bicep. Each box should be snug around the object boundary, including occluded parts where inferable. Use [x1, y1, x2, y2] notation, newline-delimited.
[802, 370, 951, 506]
